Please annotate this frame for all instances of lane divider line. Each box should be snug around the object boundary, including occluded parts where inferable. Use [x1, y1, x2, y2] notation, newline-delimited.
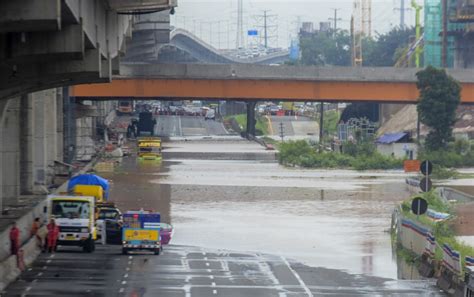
[281, 256, 313, 297]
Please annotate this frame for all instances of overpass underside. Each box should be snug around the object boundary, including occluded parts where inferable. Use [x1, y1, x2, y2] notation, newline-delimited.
[72, 78, 425, 103]
[70, 64, 474, 103]
[0, 1, 177, 215]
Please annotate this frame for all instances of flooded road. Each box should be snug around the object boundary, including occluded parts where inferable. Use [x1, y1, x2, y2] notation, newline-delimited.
[109, 140, 413, 280]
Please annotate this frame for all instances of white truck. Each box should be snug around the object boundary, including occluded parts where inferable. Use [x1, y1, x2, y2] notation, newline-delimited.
[47, 195, 97, 253]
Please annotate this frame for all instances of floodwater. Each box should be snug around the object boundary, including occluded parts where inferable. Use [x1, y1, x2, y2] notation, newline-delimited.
[160, 160, 410, 279]
[108, 141, 414, 280]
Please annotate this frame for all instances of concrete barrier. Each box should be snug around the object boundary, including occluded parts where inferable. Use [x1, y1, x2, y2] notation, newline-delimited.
[0, 158, 96, 292]
[0, 226, 46, 291]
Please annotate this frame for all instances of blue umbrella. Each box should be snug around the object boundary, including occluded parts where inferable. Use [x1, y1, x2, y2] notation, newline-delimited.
[68, 174, 110, 200]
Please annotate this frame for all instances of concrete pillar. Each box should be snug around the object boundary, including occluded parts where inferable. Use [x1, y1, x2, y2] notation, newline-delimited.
[2, 98, 21, 206]
[246, 101, 257, 138]
[20, 94, 35, 194]
[56, 88, 64, 162]
[0, 99, 10, 213]
[33, 92, 48, 188]
[44, 89, 57, 185]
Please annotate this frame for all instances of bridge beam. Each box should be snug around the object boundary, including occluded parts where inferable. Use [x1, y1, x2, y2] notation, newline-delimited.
[246, 101, 257, 138]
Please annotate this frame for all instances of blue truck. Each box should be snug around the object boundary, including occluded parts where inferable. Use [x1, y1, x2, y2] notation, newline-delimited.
[122, 211, 162, 255]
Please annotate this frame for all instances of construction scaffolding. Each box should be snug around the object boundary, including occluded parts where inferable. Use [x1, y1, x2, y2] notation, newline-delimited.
[424, 0, 463, 67]
[351, 0, 372, 66]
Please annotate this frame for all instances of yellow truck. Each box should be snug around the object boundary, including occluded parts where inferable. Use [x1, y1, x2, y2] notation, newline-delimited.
[137, 137, 162, 160]
[47, 195, 97, 252]
[73, 185, 104, 203]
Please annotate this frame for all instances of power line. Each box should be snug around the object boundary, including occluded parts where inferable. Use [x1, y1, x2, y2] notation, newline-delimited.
[253, 10, 278, 48]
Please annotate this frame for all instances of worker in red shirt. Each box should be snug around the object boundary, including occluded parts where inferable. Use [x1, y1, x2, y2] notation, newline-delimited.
[46, 219, 60, 253]
[9, 222, 20, 255]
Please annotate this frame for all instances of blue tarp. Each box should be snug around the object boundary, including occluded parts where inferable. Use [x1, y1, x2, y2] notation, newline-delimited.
[67, 174, 110, 199]
[376, 132, 408, 144]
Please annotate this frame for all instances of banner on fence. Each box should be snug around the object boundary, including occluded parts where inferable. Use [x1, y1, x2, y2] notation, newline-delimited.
[401, 219, 430, 255]
[467, 256, 474, 268]
[424, 232, 436, 258]
[442, 244, 462, 275]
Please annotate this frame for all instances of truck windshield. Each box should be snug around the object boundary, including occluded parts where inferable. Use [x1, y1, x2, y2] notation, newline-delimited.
[139, 147, 161, 154]
[52, 201, 90, 219]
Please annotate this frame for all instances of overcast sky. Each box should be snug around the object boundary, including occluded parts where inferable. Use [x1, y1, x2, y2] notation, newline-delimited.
[170, 0, 417, 49]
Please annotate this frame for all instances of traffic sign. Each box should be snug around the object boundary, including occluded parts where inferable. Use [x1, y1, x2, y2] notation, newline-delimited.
[411, 197, 428, 215]
[420, 177, 433, 193]
[420, 160, 433, 176]
[247, 30, 258, 36]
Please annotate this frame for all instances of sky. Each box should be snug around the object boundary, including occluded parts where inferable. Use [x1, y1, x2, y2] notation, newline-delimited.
[170, 0, 418, 50]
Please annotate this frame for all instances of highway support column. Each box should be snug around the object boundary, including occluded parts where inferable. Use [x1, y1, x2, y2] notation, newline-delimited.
[246, 101, 257, 138]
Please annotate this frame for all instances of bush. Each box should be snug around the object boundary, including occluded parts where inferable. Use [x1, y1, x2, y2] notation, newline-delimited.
[279, 140, 403, 170]
[418, 147, 474, 168]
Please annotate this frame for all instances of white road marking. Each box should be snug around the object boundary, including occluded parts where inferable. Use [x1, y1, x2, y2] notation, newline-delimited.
[210, 276, 214, 280]
[42, 266, 47, 270]
[213, 290, 217, 295]
[281, 256, 313, 297]
[128, 256, 133, 260]
[126, 267, 130, 271]
[211, 282, 216, 287]
[46, 260, 51, 264]
[37, 272, 43, 277]
[124, 273, 128, 278]
[28, 268, 32, 271]
[207, 269, 211, 273]
[121, 281, 127, 285]
[206, 263, 210, 267]
[128, 261, 132, 265]
[119, 288, 125, 293]
[204, 257, 208, 261]
[26, 287, 31, 291]
[32, 279, 38, 283]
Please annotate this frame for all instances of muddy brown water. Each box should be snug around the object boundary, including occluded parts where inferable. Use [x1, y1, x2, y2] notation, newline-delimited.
[105, 146, 419, 280]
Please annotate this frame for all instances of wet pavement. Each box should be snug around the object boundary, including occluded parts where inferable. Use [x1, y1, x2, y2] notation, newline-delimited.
[3, 116, 448, 296]
[3, 244, 443, 297]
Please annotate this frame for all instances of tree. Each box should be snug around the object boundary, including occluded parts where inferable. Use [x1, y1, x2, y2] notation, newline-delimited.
[416, 66, 461, 150]
[363, 27, 415, 67]
[299, 30, 351, 66]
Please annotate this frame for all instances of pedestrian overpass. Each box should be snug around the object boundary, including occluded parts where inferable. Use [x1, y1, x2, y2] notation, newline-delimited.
[71, 63, 474, 103]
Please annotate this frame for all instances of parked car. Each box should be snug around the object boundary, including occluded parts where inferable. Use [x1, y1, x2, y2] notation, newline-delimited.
[159, 223, 173, 245]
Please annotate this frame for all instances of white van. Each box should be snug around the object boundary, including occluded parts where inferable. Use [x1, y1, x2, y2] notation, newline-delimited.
[205, 109, 215, 120]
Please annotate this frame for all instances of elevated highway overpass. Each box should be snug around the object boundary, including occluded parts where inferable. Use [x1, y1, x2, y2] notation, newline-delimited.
[166, 29, 290, 65]
[72, 63, 474, 104]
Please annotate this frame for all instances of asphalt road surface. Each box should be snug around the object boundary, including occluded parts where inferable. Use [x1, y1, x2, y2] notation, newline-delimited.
[155, 115, 229, 137]
[4, 244, 442, 297]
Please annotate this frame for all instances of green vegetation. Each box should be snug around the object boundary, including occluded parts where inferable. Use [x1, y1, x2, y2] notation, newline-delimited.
[398, 192, 474, 270]
[416, 66, 461, 150]
[321, 110, 340, 137]
[225, 114, 269, 136]
[298, 27, 415, 67]
[279, 140, 403, 170]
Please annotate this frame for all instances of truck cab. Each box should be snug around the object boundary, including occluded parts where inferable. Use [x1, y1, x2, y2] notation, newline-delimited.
[137, 137, 162, 160]
[47, 195, 97, 252]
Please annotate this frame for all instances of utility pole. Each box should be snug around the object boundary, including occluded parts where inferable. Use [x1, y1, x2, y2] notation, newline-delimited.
[279, 122, 285, 141]
[236, 0, 244, 49]
[395, 0, 410, 29]
[254, 10, 278, 49]
[328, 8, 342, 37]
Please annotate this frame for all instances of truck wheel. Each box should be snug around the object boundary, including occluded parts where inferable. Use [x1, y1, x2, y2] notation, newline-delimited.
[122, 248, 128, 255]
[154, 249, 160, 255]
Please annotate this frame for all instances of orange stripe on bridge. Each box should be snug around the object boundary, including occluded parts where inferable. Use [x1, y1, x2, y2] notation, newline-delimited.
[71, 78, 474, 104]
